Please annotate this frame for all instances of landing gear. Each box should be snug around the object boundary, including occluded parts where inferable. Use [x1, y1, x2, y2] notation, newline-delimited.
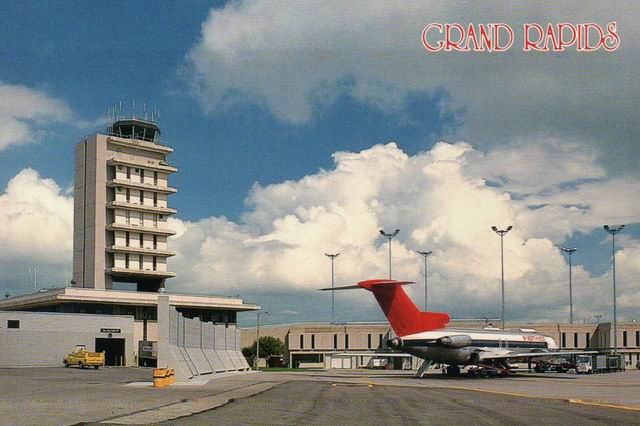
[445, 365, 461, 376]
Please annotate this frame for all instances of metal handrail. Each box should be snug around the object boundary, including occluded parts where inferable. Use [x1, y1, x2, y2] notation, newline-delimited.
[78, 131, 171, 147]
[105, 132, 169, 147]
[107, 154, 177, 171]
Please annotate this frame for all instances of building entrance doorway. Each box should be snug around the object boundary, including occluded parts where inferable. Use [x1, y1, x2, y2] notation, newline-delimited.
[95, 338, 125, 366]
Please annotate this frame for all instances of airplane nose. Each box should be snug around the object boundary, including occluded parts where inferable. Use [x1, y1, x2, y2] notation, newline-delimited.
[387, 337, 402, 349]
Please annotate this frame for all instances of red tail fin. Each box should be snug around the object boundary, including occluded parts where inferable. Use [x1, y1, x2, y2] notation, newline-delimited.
[358, 279, 450, 337]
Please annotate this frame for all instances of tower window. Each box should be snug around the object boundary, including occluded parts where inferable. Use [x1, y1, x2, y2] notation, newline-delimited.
[345, 334, 349, 349]
[126, 167, 130, 179]
[153, 192, 158, 207]
[311, 334, 315, 349]
[138, 254, 143, 269]
[300, 334, 304, 349]
[125, 210, 130, 225]
[125, 232, 130, 247]
[139, 233, 143, 248]
[152, 256, 157, 271]
[154, 171, 158, 185]
[333, 334, 337, 349]
[573, 333, 578, 348]
[125, 253, 130, 268]
[367, 334, 372, 349]
[7, 320, 19, 329]
[153, 235, 157, 249]
[140, 169, 144, 183]
[623, 331, 628, 347]
[126, 188, 130, 202]
[139, 190, 144, 204]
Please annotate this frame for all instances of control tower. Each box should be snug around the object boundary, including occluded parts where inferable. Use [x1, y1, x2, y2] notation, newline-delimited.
[72, 111, 177, 292]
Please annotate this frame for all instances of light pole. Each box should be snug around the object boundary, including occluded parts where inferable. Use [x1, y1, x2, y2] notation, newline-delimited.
[379, 229, 400, 279]
[604, 224, 625, 354]
[255, 311, 272, 370]
[417, 250, 433, 310]
[594, 314, 603, 323]
[560, 247, 577, 324]
[492, 225, 512, 329]
[325, 253, 340, 324]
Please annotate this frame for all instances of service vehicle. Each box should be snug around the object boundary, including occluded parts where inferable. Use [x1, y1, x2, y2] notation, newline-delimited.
[576, 354, 624, 374]
[576, 354, 594, 373]
[63, 347, 105, 369]
[534, 357, 575, 373]
[369, 358, 389, 369]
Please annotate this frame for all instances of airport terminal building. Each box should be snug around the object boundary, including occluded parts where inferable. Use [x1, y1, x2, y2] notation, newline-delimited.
[0, 115, 259, 378]
[242, 320, 640, 370]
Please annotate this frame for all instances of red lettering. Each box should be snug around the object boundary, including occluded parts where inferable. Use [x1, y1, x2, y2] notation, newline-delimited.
[557, 23, 577, 51]
[493, 23, 513, 52]
[422, 23, 444, 52]
[445, 23, 467, 51]
[582, 23, 605, 52]
[603, 22, 620, 51]
[524, 23, 545, 51]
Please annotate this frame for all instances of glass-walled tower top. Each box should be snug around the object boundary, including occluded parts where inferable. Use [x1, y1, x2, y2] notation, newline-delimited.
[108, 118, 161, 143]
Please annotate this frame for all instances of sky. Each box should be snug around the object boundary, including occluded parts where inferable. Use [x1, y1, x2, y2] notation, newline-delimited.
[0, 1, 638, 326]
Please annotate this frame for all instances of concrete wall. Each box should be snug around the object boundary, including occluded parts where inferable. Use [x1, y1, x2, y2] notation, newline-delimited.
[73, 134, 108, 289]
[0, 311, 134, 367]
[157, 296, 249, 382]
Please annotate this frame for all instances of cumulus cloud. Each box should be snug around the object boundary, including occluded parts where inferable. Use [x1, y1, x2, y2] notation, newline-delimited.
[169, 141, 639, 322]
[1, 142, 636, 322]
[0, 81, 71, 150]
[185, 1, 640, 172]
[0, 169, 74, 292]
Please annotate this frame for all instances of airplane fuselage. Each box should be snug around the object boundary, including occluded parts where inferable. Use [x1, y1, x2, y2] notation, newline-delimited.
[389, 327, 558, 366]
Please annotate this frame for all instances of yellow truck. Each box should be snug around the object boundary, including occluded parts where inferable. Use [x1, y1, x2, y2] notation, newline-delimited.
[63, 347, 105, 369]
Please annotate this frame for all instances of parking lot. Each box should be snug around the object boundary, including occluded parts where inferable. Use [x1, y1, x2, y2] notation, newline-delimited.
[1, 367, 639, 425]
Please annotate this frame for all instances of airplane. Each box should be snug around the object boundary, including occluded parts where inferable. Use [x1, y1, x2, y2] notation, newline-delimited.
[320, 279, 595, 377]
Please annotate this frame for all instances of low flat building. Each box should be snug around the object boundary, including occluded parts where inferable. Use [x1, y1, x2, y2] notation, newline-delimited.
[0, 287, 258, 368]
[242, 320, 640, 369]
[0, 310, 134, 367]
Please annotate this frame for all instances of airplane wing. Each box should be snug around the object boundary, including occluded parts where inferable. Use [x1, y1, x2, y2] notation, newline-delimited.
[478, 350, 599, 361]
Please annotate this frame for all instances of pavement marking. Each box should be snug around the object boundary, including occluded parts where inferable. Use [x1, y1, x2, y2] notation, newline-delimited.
[568, 399, 640, 412]
[100, 381, 287, 424]
[352, 377, 640, 411]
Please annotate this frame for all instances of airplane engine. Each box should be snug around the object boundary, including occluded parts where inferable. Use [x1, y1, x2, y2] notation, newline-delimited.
[438, 335, 472, 348]
[387, 337, 402, 349]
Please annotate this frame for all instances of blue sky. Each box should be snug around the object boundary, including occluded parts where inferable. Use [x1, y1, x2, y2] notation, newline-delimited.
[0, 1, 451, 221]
[0, 1, 638, 325]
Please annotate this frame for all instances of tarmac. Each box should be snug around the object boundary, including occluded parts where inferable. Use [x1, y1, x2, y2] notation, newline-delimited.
[0, 367, 639, 425]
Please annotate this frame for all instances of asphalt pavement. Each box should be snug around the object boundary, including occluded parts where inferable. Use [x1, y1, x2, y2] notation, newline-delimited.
[166, 380, 640, 425]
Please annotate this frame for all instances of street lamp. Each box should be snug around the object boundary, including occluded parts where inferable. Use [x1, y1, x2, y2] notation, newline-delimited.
[604, 224, 625, 354]
[379, 229, 400, 279]
[492, 225, 513, 329]
[560, 247, 578, 324]
[417, 250, 433, 310]
[325, 253, 340, 324]
[594, 314, 603, 323]
[255, 311, 272, 370]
